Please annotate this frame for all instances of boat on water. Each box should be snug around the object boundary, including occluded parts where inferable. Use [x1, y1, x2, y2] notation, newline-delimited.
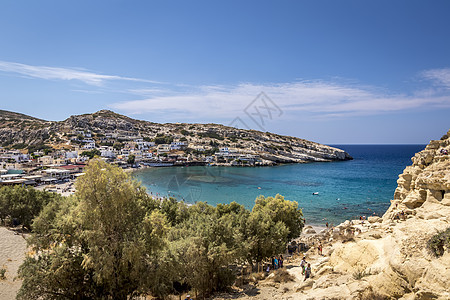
[312, 192, 319, 195]
[143, 162, 174, 167]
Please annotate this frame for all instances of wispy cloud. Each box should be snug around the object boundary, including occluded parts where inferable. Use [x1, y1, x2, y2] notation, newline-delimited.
[110, 80, 450, 121]
[2, 60, 449, 123]
[422, 68, 450, 88]
[0, 60, 161, 86]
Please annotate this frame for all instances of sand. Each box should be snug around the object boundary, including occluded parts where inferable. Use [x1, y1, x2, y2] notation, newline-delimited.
[0, 227, 27, 300]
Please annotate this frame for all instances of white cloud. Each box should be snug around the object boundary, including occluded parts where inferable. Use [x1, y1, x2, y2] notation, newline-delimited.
[110, 80, 450, 121]
[2, 60, 449, 123]
[422, 68, 450, 88]
[0, 60, 160, 86]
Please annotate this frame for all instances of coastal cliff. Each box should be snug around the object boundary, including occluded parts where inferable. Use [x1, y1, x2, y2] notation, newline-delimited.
[229, 130, 449, 299]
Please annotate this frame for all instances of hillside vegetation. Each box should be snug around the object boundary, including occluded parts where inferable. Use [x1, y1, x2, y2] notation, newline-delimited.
[12, 160, 304, 299]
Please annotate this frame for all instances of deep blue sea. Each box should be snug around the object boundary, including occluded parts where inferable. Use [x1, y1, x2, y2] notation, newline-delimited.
[132, 145, 425, 226]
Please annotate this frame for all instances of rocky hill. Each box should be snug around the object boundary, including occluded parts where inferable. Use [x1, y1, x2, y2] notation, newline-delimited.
[0, 109, 352, 163]
[0, 110, 54, 148]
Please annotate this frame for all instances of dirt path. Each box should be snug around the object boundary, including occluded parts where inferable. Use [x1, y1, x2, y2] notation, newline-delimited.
[0, 227, 27, 300]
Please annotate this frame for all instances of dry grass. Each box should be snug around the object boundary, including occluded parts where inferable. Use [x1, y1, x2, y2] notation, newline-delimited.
[352, 268, 372, 280]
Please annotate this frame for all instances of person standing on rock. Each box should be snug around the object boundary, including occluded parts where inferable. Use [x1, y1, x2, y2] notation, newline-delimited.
[300, 256, 307, 275]
[304, 263, 312, 281]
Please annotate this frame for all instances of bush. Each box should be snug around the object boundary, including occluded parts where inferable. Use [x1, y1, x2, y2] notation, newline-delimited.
[427, 228, 450, 257]
[352, 269, 372, 280]
[0, 267, 6, 280]
[272, 269, 294, 283]
[154, 135, 173, 144]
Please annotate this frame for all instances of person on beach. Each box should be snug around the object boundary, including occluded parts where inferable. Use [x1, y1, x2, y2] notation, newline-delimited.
[274, 257, 279, 269]
[279, 255, 284, 268]
[271, 256, 275, 269]
[318, 243, 323, 256]
[300, 256, 307, 275]
[304, 263, 312, 281]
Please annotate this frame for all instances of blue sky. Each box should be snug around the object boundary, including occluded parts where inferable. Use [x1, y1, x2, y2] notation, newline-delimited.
[0, 1, 449, 144]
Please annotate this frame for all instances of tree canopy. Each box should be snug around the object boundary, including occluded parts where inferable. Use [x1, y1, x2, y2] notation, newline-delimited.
[0, 185, 60, 229]
[17, 160, 304, 299]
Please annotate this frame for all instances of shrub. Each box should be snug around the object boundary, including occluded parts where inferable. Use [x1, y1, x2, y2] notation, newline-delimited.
[352, 268, 372, 280]
[0, 267, 6, 280]
[427, 228, 450, 257]
[272, 269, 295, 283]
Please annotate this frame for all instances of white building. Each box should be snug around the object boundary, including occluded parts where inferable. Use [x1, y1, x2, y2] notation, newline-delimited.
[157, 144, 171, 155]
[38, 155, 54, 165]
[170, 141, 186, 150]
[100, 146, 116, 158]
[82, 141, 96, 150]
[65, 151, 79, 159]
[10, 152, 30, 162]
[43, 169, 70, 180]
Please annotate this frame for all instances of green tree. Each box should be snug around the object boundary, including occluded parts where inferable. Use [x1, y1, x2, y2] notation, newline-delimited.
[168, 202, 248, 297]
[80, 149, 101, 159]
[0, 186, 60, 229]
[127, 154, 135, 165]
[244, 194, 304, 264]
[154, 135, 173, 145]
[113, 141, 123, 151]
[18, 160, 168, 300]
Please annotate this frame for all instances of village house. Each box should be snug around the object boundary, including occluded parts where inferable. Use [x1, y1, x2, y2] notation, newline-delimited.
[170, 141, 186, 151]
[157, 144, 171, 155]
[38, 155, 54, 165]
[100, 146, 116, 158]
[42, 168, 71, 181]
[82, 140, 96, 150]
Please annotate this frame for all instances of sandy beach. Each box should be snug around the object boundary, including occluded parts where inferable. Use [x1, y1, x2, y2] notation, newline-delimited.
[0, 227, 27, 300]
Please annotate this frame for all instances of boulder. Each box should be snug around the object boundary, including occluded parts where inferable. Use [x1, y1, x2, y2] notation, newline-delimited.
[295, 279, 314, 291]
[303, 228, 317, 234]
[368, 216, 381, 223]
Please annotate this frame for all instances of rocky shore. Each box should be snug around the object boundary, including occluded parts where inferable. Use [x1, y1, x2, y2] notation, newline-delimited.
[215, 129, 450, 300]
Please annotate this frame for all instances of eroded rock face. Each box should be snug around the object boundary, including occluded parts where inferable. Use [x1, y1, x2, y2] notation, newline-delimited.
[384, 130, 450, 219]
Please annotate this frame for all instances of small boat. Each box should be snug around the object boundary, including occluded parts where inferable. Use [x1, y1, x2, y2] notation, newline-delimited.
[312, 192, 319, 195]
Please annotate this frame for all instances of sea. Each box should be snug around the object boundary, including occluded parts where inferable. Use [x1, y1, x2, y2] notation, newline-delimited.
[132, 145, 426, 226]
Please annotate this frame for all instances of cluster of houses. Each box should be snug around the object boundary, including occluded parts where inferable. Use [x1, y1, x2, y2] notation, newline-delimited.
[0, 133, 265, 187]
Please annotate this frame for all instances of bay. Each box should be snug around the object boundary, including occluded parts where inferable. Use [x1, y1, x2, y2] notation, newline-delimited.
[132, 145, 426, 226]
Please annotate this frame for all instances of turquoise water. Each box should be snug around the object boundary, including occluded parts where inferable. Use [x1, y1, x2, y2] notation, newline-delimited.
[132, 145, 425, 226]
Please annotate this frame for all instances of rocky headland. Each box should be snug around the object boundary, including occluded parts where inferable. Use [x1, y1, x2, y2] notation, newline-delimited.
[0, 109, 352, 165]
